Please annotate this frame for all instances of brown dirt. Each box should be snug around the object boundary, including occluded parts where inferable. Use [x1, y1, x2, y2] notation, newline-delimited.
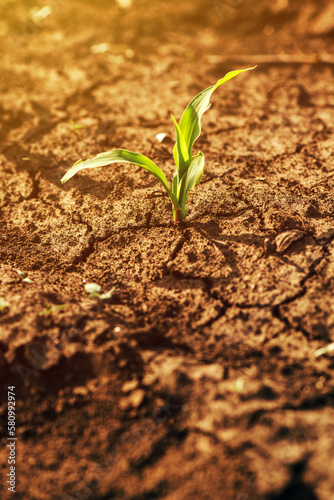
[1, 1, 334, 499]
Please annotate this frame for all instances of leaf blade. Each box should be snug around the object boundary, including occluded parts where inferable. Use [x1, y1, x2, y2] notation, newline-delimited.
[171, 113, 190, 176]
[177, 67, 256, 160]
[177, 151, 205, 218]
[61, 149, 180, 210]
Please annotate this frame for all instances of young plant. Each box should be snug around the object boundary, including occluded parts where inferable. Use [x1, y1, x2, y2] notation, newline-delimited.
[39, 304, 66, 316]
[0, 297, 9, 312]
[84, 282, 115, 300]
[16, 269, 33, 283]
[61, 67, 255, 223]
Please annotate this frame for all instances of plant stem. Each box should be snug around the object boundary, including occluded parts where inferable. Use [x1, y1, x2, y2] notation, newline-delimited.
[174, 209, 183, 224]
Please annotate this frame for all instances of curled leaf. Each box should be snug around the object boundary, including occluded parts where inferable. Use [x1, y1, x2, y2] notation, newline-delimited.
[173, 67, 256, 165]
[61, 149, 180, 211]
[315, 343, 334, 358]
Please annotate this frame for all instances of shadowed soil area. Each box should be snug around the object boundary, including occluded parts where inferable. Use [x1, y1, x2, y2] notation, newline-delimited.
[1, 0, 334, 499]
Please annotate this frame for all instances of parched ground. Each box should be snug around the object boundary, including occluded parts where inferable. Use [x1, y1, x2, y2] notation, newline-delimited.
[1, 0, 334, 499]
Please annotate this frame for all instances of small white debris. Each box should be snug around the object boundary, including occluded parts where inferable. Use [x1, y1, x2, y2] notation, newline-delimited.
[115, 0, 132, 9]
[90, 43, 111, 54]
[155, 133, 173, 144]
[30, 5, 53, 25]
[156, 133, 168, 143]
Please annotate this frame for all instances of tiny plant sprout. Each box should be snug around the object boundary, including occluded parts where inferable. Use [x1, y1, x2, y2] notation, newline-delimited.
[315, 342, 334, 358]
[39, 304, 66, 316]
[69, 119, 86, 134]
[85, 282, 115, 300]
[61, 67, 256, 223]
[85, 283, 101, 297]
[16, 269, 33, 283]
[0, 298, 9, 311]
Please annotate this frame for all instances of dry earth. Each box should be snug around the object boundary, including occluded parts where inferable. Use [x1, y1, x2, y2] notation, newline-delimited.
[1, 0, 334, 499]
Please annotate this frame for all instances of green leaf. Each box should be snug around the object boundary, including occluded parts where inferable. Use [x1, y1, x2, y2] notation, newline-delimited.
[172, 171, 178, 196]
[16, 269, 33, 283]
[61, 149, 180, 211]
[69, 119, 86, 134]
[177, 151, 205, 218]
[39, 304, 66, 316]
[171, 113, 190, 176]
[175, 67, 256, 161]
[315, 342, 334, 358]
[99, 286, 116, 300]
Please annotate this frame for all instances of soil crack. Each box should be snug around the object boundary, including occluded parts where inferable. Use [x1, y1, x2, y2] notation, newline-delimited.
[70, 233, 96, 266]
[271, 243, 334, 337]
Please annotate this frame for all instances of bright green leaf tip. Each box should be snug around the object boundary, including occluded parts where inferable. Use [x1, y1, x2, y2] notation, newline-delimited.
[61, 67, 256, 222]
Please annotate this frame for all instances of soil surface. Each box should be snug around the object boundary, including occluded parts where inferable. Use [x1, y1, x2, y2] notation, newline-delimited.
[1, 1, 334, 499]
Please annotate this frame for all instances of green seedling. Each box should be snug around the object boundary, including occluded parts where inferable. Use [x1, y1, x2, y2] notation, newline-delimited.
[0, 298, 9, 311]
[315, 342, 334, 358]
[61, 67, 255, 223]
[16, 269, 33, 283]
[39, 304, 66, 316]
[85, 282, 115, 300]
[69, 119, 86, 134]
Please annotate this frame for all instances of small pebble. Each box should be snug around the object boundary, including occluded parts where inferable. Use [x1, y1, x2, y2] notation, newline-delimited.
[122, 380, 139, 393]
[119, 389, 145, 410]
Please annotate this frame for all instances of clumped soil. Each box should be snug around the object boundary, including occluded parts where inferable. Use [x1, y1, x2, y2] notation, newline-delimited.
[1, 0, 334, 499]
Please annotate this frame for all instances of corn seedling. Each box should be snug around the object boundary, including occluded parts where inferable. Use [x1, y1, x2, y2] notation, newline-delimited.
[61, 68, 255, 223]
[85, 282, 115, 299]
[16, 269, 33, 283]
[39, 304, 66, 316]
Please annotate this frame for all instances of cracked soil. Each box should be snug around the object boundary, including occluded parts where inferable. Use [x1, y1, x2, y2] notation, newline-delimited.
[1, 0, 334, 499]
